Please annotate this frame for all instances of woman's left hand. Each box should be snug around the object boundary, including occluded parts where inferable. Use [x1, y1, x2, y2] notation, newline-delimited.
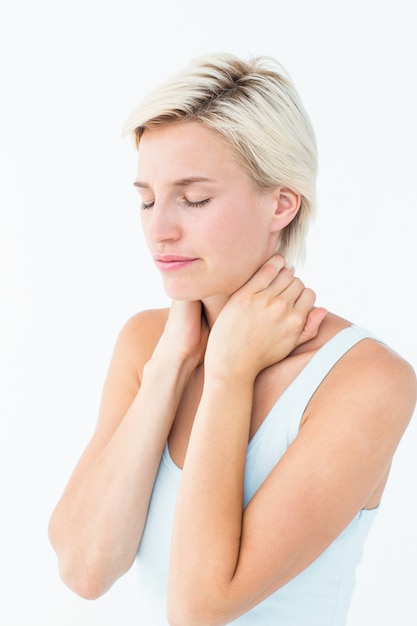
[204, 255, 327, 382]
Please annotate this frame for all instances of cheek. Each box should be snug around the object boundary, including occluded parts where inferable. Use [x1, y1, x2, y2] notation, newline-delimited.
[216, 208, 270, 251]
[140, 213, 153, 246]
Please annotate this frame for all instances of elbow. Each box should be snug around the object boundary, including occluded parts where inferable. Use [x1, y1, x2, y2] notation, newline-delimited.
[52, 544, 112, 599]
[58, 550, 125, 600]
[48, 513, 124, 600]
[49, 522, 113, 600]
[58, 563, 111, 600]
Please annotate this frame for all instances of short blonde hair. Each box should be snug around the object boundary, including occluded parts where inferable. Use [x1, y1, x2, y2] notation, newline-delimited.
[123, 53, 317, 265]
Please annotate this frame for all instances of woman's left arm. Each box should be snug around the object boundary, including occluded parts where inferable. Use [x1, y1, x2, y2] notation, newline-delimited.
[167, 260, 416, 626]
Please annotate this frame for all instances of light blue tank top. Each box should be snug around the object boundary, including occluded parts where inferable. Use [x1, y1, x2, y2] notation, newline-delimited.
[135, 325, 380, 625]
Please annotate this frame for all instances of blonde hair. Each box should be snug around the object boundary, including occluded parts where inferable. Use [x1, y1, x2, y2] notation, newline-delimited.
[123, 53, 317, 265]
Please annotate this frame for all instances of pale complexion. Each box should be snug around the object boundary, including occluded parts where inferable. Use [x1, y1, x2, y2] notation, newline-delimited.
[48, 121, 416, 625]
[135, 121, 302, 323]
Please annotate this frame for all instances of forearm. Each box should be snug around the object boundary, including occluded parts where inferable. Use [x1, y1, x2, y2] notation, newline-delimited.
[168, 370, 254, 624]
[49, 354, 194, 598]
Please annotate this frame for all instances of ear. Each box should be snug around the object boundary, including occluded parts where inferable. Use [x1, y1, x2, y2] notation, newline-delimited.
[269, 186, 301, 233]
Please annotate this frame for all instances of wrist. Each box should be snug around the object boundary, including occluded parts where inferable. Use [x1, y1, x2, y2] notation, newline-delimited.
[204, 360, 257, 388]
[145, 349, 197, 390]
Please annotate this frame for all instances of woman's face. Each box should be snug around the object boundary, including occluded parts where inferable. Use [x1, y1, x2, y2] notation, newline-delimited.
[135, 121, 282, 303]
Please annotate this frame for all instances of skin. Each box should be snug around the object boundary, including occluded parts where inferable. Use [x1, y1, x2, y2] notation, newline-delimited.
[48, 121, 416, 625]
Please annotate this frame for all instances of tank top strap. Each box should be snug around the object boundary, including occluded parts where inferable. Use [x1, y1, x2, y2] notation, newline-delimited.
[245, 325, 383, 506]
[284, 324, 382, 442]
[293, 324, 381, 397]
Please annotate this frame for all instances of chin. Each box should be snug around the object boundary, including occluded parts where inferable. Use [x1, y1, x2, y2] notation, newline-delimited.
[161, 272, 239, 303]
[163, 283, 205, 302]
[163, 280, 223, 303]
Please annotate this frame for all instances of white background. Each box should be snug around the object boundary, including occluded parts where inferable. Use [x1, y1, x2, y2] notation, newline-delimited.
[1, 0, 416, 624]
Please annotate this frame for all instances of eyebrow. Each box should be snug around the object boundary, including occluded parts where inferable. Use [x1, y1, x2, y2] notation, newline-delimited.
[133, 176, 214, 189]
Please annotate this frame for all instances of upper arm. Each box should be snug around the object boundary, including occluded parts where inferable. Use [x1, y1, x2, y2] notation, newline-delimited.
[63, 308, 168, 489]
[229, 340, 416, 611]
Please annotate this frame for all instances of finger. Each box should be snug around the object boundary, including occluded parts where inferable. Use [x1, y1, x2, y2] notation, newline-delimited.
[240, 255, 287, 294]
[276, 276, 306, 304]
[293, 286, 316, 311]
[297, 307, 328, 345]
[264, 266, 296, 296]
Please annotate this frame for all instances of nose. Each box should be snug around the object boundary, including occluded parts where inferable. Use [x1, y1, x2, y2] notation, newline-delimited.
[143, 203, 182, 244]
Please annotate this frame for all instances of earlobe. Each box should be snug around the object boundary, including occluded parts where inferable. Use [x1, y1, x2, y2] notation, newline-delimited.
[270, 186, 301, 232]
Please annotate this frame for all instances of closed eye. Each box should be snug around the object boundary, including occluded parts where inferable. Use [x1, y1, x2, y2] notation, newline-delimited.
[183, 198, 211, 208]
[140, 198, 211, 211]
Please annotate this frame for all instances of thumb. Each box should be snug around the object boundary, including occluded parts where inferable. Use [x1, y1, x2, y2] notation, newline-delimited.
[297, 307, 328, 345]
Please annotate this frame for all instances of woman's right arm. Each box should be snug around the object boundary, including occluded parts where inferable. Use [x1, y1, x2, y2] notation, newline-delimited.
[48, 307, 201, 599]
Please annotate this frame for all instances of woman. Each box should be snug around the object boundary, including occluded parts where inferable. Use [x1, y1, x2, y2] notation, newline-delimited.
[48, 53, 416, 625]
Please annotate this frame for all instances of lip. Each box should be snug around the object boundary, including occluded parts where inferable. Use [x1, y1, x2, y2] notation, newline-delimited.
[154, 254, 199, 271]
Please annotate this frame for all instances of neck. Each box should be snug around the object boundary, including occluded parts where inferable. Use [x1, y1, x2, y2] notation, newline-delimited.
[202, 294, 230, 329]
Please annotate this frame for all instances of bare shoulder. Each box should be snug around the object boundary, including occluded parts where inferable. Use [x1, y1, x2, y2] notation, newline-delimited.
[114, 308, 170, 378]
[295, 313, 417, 508]
[307, 313, 417, 434]
[119, 307, 169, 346]
[98, 307, 169, 422]
[345, 336, 416, 404]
